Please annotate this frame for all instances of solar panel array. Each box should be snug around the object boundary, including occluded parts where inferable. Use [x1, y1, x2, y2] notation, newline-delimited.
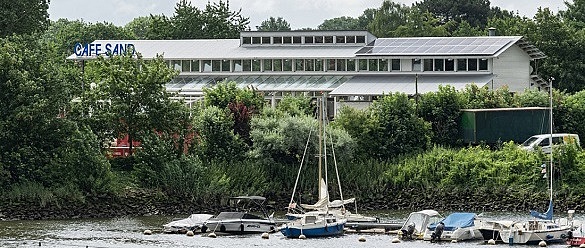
[356, 37, 520, 56]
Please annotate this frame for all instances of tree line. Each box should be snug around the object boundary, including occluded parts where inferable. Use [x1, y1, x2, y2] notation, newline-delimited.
[1, 0, 585, 209]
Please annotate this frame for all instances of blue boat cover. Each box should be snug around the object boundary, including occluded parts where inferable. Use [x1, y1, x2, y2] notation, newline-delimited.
[530, 200, 553, 220]
[428, 212, 476, 231]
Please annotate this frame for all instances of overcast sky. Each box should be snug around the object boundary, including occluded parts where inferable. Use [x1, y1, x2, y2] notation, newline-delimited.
[48, 0, 569, 30]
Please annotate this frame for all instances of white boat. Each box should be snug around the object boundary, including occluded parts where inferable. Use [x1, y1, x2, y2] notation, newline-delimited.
[423, 212, 483, 242]
[163, 213, 213, 233]
[202, 196, 277, 234]
[280, 95, 347, 238]
[398, 209, 442, 240]
[477, 219, 514, 241]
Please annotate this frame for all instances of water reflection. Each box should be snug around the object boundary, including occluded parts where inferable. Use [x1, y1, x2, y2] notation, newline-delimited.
[0, 211, 581, 248]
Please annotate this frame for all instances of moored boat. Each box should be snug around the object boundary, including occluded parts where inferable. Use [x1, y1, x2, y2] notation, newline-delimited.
[398, 209, 442, 240]
[423, 212, 482, 242]
[202, 196, 277, 234]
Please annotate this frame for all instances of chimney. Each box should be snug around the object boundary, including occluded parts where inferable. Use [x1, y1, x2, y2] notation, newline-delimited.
[488, 27, 496, 36]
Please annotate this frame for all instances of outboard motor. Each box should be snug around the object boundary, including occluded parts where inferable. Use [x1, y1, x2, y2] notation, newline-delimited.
[401, 222, 416, 240]
[431, 222, 444, 242]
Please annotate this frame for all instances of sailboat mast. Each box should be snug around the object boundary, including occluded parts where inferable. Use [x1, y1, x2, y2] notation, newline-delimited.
[318, 95, 323, 200]
[549, 79, 553, 202]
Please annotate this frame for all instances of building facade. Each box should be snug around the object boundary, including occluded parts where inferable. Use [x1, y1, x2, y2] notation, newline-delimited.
[69, 30, 546, 113]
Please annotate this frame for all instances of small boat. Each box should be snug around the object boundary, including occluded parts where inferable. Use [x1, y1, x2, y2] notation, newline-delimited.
[423, 212, 483, 242]
[280, 210, 346, 238]
[163, 213, 213, 234]
[398, 209, 442, 240]
[202, 196, 277, 234]
[477, 219, 514, 242]
[501, 218, 571, 245]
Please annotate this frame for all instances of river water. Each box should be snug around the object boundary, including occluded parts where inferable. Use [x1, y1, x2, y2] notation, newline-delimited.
[0, 211, 582, 248]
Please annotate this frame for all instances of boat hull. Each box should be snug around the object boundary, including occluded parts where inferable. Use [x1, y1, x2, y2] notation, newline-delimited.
[479, 228, 502, 241]
[204, 220, 276, 234]
[502, 228, 570, 245]
[567, 237, 585, 246]
[280, 222, 345, 238]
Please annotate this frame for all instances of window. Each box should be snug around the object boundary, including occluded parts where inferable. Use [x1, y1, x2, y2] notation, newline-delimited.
[539, 138, 550, 147]
[221, 60, 230, 71]
[252, 37, 261, 44]
[315, 59, 324, 71]
[274, 59, 283, 71]
[190, 60, 199, 72]
[412, 59, 421, 71]
[315, 36, 324, 43]
[479, 59, 488, 71]
[305, 36, 314, 44]
[182, 60, 190, 72]
[305, 59, 315, 71]
[293, 36, 302, 44]
[203, 60, 212, 72]
[243, 60, 251, 71]
[172, 60, 181, 71]
[391, 59, 400, 71]
[434, 59, 444, 71]
[336, 36, 345, 44]
[346, 36, 356, 43]
[295, 59, 304, 71]
[263, 59, 272, 71]
[468, 59, 478, 71]
[252, 59, 261, 71]
[368, 59, 378, 71]
[423, 59, 433, 71]
[359, 59, 368, 71]
[445, 59, 455, 71]
[242, 37, 251, 44]
[457, 59, 467, 71]
[283, 36, 292, 44]
[336, 59, 346, 71]
[356, 36, 365, 43]
[261, 37, 271, 44]
[283, 59, 293, 71]
[273, 37, 282, 44]
[379, 59, 389, 71]
[347, 59, 356, 71]
[233, 60, 243, 72]
[324, 36, 334, 43]
[327, 59, 336, 71]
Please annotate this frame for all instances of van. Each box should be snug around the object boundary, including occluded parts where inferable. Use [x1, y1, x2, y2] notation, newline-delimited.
[520, 133, 581, 153]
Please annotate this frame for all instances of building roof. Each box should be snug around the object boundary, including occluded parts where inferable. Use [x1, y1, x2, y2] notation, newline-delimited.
[329, 74, 493, 96]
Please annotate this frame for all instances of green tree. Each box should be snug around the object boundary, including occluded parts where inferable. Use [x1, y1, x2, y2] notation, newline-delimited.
[78, 54, 189, 157]
[330, 106, 377, 160]
[257, 17, 291, 31]
[393, 8, 449, 37]
[561, 0, 585, 30]
[415, 0, 491, 28]
[368, 93, 432, 159]
[125, 16, 155, 40]
[557, 90, 585, 146]
[318, 17, 362, 30]
[367, 0, 410, 37]
[0, 0, 49, 37]
[194, 106, 245, 163]
[418, 85, 463, 146]
[276, 95, 314, 116]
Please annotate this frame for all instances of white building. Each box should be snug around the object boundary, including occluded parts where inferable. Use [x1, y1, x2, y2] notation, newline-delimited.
[69, 30, 546, 112]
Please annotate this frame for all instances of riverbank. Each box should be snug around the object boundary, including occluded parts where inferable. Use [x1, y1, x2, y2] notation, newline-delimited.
[1, 187, 583, 221]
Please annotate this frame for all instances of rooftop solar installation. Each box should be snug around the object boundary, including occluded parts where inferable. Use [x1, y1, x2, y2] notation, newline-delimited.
[355, 36, 522, 56]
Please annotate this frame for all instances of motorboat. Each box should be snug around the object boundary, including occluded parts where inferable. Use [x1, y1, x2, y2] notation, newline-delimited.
[477, 219, 514, 241]
[202, 196, 277, 234]
[163, 213, 213, 234]
[398, 209, 442, 240]
[423, 212, 483, 242]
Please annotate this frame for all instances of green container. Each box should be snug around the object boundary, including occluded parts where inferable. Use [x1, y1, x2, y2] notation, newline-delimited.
[460, 107, 551, 145]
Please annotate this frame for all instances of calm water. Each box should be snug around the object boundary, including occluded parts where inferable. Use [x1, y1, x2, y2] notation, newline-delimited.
[0, 211, 581, 248]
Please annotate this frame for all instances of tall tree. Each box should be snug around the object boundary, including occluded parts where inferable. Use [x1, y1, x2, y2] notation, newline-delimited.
[0, 0, 49, 37]
[257, 17, 291, 31]
[318, 17, 362, 30]
[78, 54, 190, 156]
[367, 0, 410, 37]
[415, 0, 491, 28]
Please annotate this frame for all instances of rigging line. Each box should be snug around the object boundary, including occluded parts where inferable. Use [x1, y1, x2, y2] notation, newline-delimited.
[327, 122, 345, 210]
[288, 112, 316, 209]
[322, 96, 329, 200]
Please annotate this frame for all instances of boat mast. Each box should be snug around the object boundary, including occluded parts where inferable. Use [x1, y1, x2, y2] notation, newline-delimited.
[318, 95, 323, 200]
[549, 78, 553, 203]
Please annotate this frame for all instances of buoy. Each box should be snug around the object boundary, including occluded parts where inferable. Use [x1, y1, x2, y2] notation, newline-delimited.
[538, 240, 547, 247]
[299, 234, 307, 239]
[208, 232, 217, 238]
[186, 231, 194, 236]
[358, 236, 366, 242]
[261, 232, 269, 239]
[487, 239, 496, 245]
[391, 237, 401, 243]
[579, 243, 585, 248]
[451, 239, 458, 243]
[143, 229, 152, 235]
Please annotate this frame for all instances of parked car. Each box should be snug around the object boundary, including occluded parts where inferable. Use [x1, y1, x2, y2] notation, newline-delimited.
[520, 133, 580, 154]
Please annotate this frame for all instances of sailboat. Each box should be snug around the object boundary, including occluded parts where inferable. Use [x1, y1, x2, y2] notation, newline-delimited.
[499, 81, 572, 245]
[280, 95, 347, 238]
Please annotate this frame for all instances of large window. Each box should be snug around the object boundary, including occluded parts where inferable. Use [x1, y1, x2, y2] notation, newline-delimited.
[359, 59, 368, 71]
[336, 59, 346, 71]
[479, 59, 488, 71]
[347, 59, 356, 71]
[181, 60, 190, 72]
[368, 59, 378, 71]
[190, 60, 199, 72]
[379, 59, 389, 71]
[263, 59, 272, 71]
[274, 59, 283, 71]
[327, 59, 336, 71]
[252, 59, 261, 71]
[233, 60, 243, 72]
[468, 59, 478, 71]
[305, 59, 315, 71]
[391, 59, 400, 71]
[445, 59, 455, 71]
[172, 60, 182, 71]
[203, 60, 212, 72]
[423, 59, 433, 71]
[283, 59, 293, 71]
[457, 59, 467, 71]
[412, 59, 421, 71]
[295, 59, 304, 71]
